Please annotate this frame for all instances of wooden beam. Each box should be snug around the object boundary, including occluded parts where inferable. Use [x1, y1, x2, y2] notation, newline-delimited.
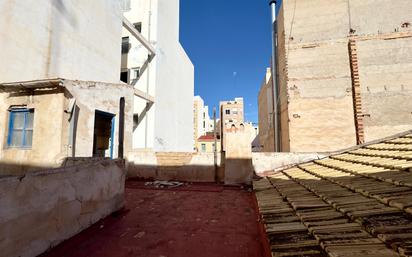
[122, 17, 156, 56]
[134, 88, 154, 103]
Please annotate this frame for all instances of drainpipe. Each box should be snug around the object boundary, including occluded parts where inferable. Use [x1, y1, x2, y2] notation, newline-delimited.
[269, 0, 280, 152]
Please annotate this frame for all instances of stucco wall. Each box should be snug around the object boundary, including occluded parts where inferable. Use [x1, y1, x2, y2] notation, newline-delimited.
[0, 159, 126, 257]
[0, 0, 123, 84]
[124, 0, 194, 152]
[126, 151, 220, 182]
[153, 0, 194, 152]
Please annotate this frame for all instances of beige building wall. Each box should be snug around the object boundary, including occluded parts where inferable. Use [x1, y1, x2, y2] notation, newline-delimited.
[196, 139, 221, 153]
[274, 0, 412, 152]
[220, 97, 244, 129]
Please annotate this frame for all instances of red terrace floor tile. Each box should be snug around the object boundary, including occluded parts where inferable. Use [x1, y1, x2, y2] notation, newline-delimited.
[40, 181, 267, 257]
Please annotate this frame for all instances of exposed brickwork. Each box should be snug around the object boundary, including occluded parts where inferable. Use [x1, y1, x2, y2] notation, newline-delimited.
[348, 39, 365, 145]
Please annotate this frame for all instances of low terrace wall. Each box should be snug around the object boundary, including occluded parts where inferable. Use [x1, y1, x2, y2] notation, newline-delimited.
[127, 151, 327, 183]
[126, 151, 222, 182]
[252, 152, 327, 175]
[0, 159, 126, 257]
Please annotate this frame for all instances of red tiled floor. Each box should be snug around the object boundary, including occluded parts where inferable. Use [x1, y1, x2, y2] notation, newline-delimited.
[40, 180, 266, 257]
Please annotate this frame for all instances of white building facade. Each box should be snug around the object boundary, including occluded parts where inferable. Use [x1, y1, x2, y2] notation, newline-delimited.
[122, 0, 194, 152]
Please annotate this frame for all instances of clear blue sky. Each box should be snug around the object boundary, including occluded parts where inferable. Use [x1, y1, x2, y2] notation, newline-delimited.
[179, 0, 276, 123]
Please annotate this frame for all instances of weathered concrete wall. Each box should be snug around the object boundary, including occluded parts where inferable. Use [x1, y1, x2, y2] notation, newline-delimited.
[277, 6, 291, 152]
[0, 0, 123, 83]
[126, 151, 221, 182]
[0, 88, 67, 175]
[357, 37, 412, 141]
[278, 0, 412, 152]
[252, 152, 326, 175]
[286, 41, 356, 152]
[0, 159, 126, 257]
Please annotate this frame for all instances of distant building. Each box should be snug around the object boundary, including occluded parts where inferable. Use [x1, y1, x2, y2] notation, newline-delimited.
[193, 96, 212, 149]
[261, 0, 412, 152]
[219, 98, 259, 152]
[219, 97, 244, 132]
[122, 0, 194, 152]
[196, 135, 221, 153]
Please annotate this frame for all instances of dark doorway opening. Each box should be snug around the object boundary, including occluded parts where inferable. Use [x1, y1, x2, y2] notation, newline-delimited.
[93, 110, 115, 158]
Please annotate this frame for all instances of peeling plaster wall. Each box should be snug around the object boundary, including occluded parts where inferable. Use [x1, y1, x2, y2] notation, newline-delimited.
[0, 0, 123, 84]
[279, 0, 412, 152]
[0, 160, 126, 257]
[65, 80, 134, 158]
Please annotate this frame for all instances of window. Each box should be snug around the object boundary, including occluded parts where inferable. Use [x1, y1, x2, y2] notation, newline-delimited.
[131, 67, 140, 80]
[121, 0, 131, 11]
[201, 143, 206, 152]
[120, 70, 129, 83]
[203, 121, 205, 128]
[133, 22, 142, 33]
[121, 37, 130, 54]
[7, 109, 34, 148]
[225, 109, 230, 115]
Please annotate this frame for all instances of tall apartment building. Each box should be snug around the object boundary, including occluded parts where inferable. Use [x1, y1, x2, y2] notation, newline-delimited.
[122, 0, 194, 152]
[193, 96, 212, 150]
[261, 0, 412, 152]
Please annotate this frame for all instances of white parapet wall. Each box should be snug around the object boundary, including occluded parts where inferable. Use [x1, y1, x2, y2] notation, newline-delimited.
[252, 152, 327, 175]
[0, 159, 126, 257]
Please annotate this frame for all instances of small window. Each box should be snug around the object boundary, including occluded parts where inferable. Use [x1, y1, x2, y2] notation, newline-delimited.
[133, 22, 142, 33]
[225, 109, 230, 115]
[201, 143, 206, 152]
[121, 37, 130, 54]
[7, 109, 34, 148]
[120, 71, 129, 83]
[203, 121, 205, 128]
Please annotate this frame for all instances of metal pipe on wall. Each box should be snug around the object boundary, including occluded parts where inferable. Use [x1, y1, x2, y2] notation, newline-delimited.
[269, 0, 281, 152]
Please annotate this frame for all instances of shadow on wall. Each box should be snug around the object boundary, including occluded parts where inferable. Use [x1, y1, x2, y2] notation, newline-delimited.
[0, 157, 112, 177]
[224, 158, 254, 185]
[126, 162, 226, 183]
